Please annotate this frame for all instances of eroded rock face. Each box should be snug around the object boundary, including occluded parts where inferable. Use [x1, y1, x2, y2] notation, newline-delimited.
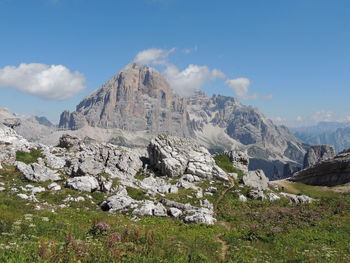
[16, 162, 61, 182]
[303, 145, 336, 169]
[59, 63, 193, 137]
[242, 169, 269, 190]
[290, 151, 350, 186]
[148, 134, 228, 181]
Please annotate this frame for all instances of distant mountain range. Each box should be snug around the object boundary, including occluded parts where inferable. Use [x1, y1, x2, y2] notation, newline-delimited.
[292, 122, 350, 153]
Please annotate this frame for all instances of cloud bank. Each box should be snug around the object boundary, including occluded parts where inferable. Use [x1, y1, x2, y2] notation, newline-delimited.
[134, 48, 271, 99]
[0, 63, 86, 100]
[134, 48, 225, 96]
[164, 64, 225, 96]
[134, 48, 175, 65]
[225, 77, 272, 100]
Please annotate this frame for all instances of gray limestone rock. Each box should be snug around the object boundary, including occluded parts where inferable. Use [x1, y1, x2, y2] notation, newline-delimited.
[132, 201, 167, 217]
[290, 150, 350, 186]
[242, 169, 269, 190]
[266, 193, 280, 202]
[280, 193, 313, 204]
[16, 162, 61, 182]
[57, 134, 82, 151]
[169, 207, 182, 217]
[148, 134, 228, 181]
[238, 194, 247, 202]
[66, 176, 99, 192]
[248, 189, 266, 200]
[48, 182, 61, 191]
[303, 145, 335, 169]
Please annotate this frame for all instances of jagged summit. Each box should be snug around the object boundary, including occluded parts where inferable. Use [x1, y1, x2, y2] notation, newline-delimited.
[59, 63, 193, 137]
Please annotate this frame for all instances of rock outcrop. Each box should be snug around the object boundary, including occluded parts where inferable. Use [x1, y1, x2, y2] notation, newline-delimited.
[242, 170, 269, 190]
[147, 134, 228, 181]
[0, 124, 314, 225]
[303, 145, 335, 169]
[290, 150, 350, 186]
[16, 162, 61, 182]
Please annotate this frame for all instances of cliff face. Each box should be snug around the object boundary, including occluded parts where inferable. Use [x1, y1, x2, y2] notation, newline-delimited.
[60, 63, 193, 137]
[290, 150, 350, 186]
[303, 145, 336, 169]
[59, 63, 307, 177]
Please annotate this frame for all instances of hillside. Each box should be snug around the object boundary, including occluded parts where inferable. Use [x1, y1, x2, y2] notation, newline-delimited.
[0, 123, 349, 262]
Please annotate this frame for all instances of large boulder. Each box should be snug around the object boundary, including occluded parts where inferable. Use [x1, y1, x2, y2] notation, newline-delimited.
[303, 145, 335, 169]
[100, 187, 139, 211]
[16, 162, 61, 182]
[57, 134, 82, 151]
[66, 176, 99, 192]
[148, 135, 228, 181]
[242, 169, 269, 190]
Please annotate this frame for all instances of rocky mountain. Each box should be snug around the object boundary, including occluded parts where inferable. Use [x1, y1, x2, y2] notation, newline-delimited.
[293, 122, 350, 153]
[0, 108, 55, 142]
[58, 63, 307, 179]
[35, 116, 53, 127]
[59, 63, 193, 137]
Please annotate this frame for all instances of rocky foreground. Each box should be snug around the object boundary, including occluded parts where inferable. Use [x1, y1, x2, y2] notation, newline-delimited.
[0, 123, 314, 225]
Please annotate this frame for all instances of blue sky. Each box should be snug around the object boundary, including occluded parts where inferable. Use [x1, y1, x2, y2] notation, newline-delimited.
[0, 0, 350, 126]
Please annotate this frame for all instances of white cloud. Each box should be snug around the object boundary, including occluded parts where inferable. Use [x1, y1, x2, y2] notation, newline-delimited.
[134, 48, 224, 96]
[225, 77, 272, 100]
[225, 78, 250, 97]
[163, 64, 225, 96]
[134, 48, 271, 99]
[0, 63, 86, 100]
[134, 48, 175, 65]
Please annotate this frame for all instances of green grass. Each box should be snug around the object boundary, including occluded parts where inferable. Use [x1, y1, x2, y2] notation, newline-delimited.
[134, 170, 146, 180]
[15, 149, 44, 164]
[126, 186, 149, 201]
[278, 181, 342, 199]
[0, 164, 350, 262]
[213, 153, 244, 178]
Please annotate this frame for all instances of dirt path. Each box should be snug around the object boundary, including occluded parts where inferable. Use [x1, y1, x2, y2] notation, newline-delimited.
[214, 179, 235, 262]
[215, 178, 235, 210]
[215, 234, 229, 262]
